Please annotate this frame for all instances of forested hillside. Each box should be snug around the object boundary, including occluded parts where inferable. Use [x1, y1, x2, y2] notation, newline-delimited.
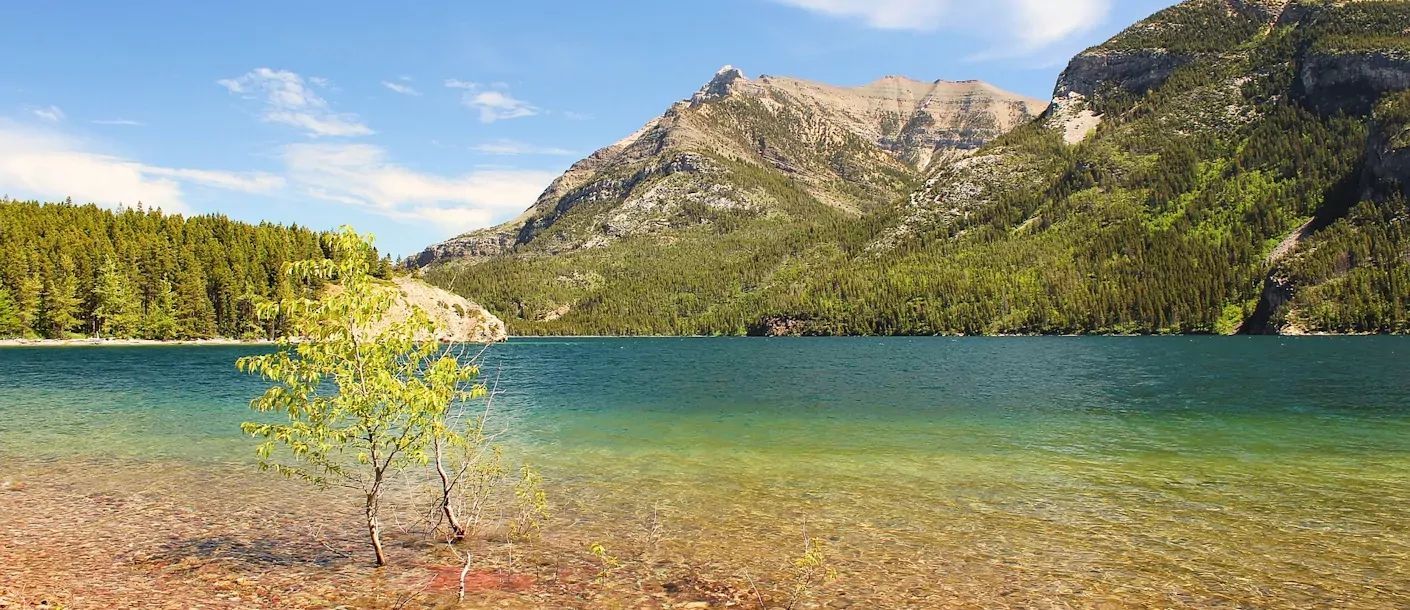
[421, 0, 1410, 336]
[0, 199, 391, 340]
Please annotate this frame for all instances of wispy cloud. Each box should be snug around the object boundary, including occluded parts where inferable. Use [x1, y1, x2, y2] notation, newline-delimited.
[0, 122, 284, 214]
[33, 106, 64, 122]
[382, 81, 422, 96]
[284, 142, 555, 234]
[472, 139, 576, 156]
[0, 120, 548, 236]
[465, 90, 539, 123]
[91, 119, 146, 126]
[562, 111, 593, 121]
[444, 80, 540, 123]
[141, 167, 284, 194]
[774, 0, 1110, 51]
[218, 68, 373, 137]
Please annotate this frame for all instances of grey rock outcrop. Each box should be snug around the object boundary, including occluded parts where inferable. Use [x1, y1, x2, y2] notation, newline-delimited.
[1363, 105, 1410, 202]
[1055, 50, 1193, 101]
[409, 231, 517, 268]
[1300, 51, 1410, 116]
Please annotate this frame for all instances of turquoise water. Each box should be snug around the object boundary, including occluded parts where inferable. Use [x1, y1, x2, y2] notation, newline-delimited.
[3, 338, 1409, 605]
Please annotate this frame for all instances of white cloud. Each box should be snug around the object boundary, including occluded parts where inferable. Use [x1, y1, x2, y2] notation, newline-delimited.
[562, 111, 593, 121]
[283, 142, 556, 234]
[0, 122, 292, 215]
[472, 139, 576, 156]
[0, 120, 550, 236]
[218, 68, 373, 137]
[0, 126, 184, 213]
[263, 111, 374, 137]
[382, 81, 422, 96]
[91, 119, 146, 126]
[774, 0, 1110, 50]
[465, 90, 539, 123]
[1008, 0, 1110, 51]
[141, 167, 284, 194]
[33, 106, 64, 122]
[443, 80, 540, 123]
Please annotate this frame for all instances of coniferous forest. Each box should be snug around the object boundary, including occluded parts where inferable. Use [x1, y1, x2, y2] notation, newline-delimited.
[421, 0, 1410, 337]
[0, 199, 391, 339]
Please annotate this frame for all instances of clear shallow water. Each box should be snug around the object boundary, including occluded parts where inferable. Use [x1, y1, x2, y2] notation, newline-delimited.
[3, 338, 1409, 606]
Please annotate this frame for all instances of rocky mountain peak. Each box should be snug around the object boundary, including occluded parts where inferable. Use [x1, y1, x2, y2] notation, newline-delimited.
[692, 65, 748, 104]
[411, 67, 1042, 268]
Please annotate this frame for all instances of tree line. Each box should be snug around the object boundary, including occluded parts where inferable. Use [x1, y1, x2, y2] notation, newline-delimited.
[423, 2, 1410, 336]
[0, 199, 391, 340]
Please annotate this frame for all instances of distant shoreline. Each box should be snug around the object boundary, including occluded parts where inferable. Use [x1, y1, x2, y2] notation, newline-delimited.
[0, 333, 1386, 348]
[0, 338, 275, 348]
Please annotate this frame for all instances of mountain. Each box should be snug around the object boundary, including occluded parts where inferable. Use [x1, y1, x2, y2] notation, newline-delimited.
[418, 0, 1410, 336]
[412, 69, 1042, 266]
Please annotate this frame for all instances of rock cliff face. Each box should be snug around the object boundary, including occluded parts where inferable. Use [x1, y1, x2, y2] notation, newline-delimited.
[411, 68, 1042, 266]
[1363, 92, 1410, 202]
[1055, 50, 1193, 101]
[1301, 51, 1410, 116]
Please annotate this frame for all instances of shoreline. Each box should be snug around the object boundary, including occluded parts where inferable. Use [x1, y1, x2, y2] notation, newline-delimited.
[0, 333, 1392, 347]
[0, 337, 275, 348]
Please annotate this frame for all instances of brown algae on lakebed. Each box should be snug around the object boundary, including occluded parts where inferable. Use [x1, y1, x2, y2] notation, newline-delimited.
[2, 453, 1408, 609]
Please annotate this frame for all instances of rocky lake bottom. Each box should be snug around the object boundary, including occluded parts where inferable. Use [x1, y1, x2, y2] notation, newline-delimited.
[2, 338, 1409, 608]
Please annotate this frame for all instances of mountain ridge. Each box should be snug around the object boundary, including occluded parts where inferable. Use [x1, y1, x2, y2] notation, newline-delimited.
[411, 67, 1043, 267]
[417, 0, 1410, 337]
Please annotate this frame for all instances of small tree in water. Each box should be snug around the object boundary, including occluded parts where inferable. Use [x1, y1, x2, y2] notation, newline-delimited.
[238, 227, 486, 566]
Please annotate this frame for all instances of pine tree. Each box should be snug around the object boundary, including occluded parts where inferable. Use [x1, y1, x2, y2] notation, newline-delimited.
[141, 278, 179, 340]
[174, 252, 216, 339]
[15, 276, 41, 338]
[94, 257, 142, 337]
[1, 199, 353, 340]
[41, 272, 83, 339]
[0, 285, 21, 337]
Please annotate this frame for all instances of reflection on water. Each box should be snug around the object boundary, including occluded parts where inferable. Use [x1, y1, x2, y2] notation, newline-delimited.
[2, 338, 1408, 607]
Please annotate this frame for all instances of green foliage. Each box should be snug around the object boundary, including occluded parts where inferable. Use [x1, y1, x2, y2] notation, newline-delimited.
[1096, 0, 1264, 54]
[0, 285, 20, 338]
[1281, 198, 1410, 332]
[423, 0, 1410, 336]
[509, 465, 551, 543]
[238, 227, 482, 566]
[172, 250, 218, 340]
[94, 257, 142, 337]
[14, 277, 41, 339]
[41, 271, 83, 339]
[588, 542, 621, 581]
[0, 198, 345, 340]
[1308, 1, 1410, 54]
[785, 537, 838, 610]
[141, 279, 179, 340]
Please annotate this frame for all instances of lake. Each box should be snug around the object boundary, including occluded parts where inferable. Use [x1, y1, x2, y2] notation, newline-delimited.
[2, 337, 1408, 608]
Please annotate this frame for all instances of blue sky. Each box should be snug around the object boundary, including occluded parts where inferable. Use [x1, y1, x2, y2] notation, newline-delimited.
[0, 0, 1178, 257]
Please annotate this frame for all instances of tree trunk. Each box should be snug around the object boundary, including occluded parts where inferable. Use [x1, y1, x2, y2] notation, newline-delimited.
[434, 437, 466, 540]
[366, 490, 387, 566]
